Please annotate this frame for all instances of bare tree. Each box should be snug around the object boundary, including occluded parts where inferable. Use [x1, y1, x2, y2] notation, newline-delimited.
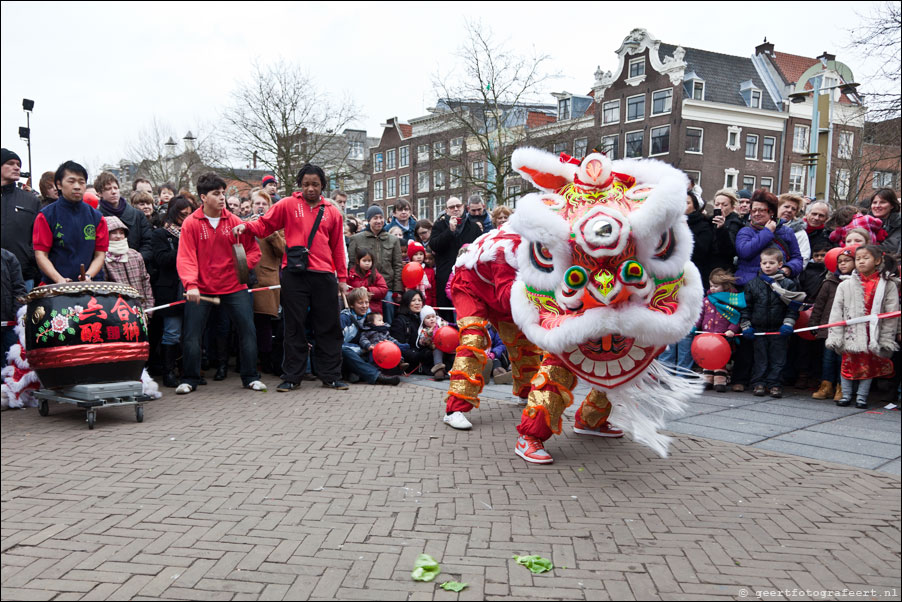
[433, 22, 572, 206]
[848, 1, 901, 121]
[127, 117, 222, 191]
[221, 60, 360, 195]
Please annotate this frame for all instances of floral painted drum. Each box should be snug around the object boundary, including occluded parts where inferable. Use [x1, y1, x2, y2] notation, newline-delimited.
[24, 282, 149, 388]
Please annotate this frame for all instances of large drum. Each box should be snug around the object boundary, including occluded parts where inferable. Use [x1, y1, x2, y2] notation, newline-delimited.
[24, 282, 149, 389]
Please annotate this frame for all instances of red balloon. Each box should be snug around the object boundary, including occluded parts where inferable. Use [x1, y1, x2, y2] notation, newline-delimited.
[795, 308, 816, 341]
[372, 341, 401, 369]
[83, 191, 99, 209]
[824, 247, 843, 272]
[434, 325, 459, 353]
[402, 262, 425, 289]
[690, 333, 732, 370]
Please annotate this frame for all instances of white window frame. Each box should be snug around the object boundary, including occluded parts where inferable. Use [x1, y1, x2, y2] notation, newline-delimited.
[449, 137, 463, 156]
[385, 149, 396, 171]
[745, 134, 759, 160]
[793, 125, 810, 153]
[558, 98, 571, 121]
[573, 137, 588, 159]
[651, 88, 673, 116]
[417, 171, 429, 193]
[399, 145, 409, 167]
[625, 94, 645, 123]
[692, 80, 705, 101]
[742, 175, 756, 191]
[724, 168, 739, 189]
[838, 131, 854, 160]
[471, 160, 485, 181]
[760, 177, 774, 191]
[685, 170, 701, 188]
[602, 100, 620, 125]
[601, 134, 619, 160]
[374, 152, 384, 173]
[552, 141, 568, 155]
[686, 127, 704, 154]
[417, 198, 428, 220]
[726, 126, 742, 151]
[386, 177, 396, 198]
[762, 136, 776, 162]
[399, 174, 410, 196]
[628, 56, 645, 79]
[450, 166, 462, 189]
[417, 144, 430, 162]
[836, 168, 851, 199]
[789, 164, 806, 194]
[625, 130, 644, 158]
[433, 197, 445, 220]
[373, 179, 384, 201]
[433, 140, 445, 159]
[649, 125, 670, 156]
[433, 170, 445, 190]
[750, 90, 762, 109]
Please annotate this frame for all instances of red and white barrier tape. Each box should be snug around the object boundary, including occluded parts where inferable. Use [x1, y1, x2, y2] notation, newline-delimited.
[698, 310, 900, 337]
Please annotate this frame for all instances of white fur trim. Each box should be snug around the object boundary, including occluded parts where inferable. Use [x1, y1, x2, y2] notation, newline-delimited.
[508, 194, 573, 291]
[511, 147, 577, 191]
[454, 225, 520, 271]
[511, 262, 704, 353]
[141, 368, 162, 399]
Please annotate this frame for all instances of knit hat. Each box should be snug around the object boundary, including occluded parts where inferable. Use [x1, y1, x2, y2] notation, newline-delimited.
[417, 305, 437, 348]
[261, 175, 277, 186]
[1, 148, 22, 166]
[365, 205, 384, 221]
[103, 215, 129, 233]
[407, 240, 425, 260]
[738, 189, 752, 200]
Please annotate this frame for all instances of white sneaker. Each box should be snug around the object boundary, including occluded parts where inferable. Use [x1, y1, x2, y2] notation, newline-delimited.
[175, 383, 193, 395]
[246, 380, 267, 392]
[443, 411, 472, 430]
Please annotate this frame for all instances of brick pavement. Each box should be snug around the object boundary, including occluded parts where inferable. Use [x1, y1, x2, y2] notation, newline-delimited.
[2, 376, 900, 600]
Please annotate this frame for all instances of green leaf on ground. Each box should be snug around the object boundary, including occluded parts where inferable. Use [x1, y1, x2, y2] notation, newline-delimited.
[439, 581, 468, 592]
[411, 554, 440, 582]
[514, 555, 553, 574]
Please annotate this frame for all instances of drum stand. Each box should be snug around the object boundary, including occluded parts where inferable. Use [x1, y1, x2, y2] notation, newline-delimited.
[34, 381, 152, 430]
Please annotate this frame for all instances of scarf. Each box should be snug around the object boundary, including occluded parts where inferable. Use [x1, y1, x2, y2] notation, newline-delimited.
[105, 239, 130, 262]
[165, 223, 181, 239]
[100, 198, 127, 217]
[805, 221, 825, 235]
[759, 272, 806, 309]
[707, 291, 746, 324]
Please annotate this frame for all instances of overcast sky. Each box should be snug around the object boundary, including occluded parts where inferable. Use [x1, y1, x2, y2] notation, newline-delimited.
[0, 1, 890, 181]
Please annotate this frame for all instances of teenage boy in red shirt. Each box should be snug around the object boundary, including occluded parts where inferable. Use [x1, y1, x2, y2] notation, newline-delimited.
[176, 172, 265, 394]
[234, 164, 349, 391]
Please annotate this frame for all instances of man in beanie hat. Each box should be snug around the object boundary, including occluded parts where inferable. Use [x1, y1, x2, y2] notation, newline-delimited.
[1, 148, 42, 288]
[261, 175, 280, 202]
[348, 205, 402, 323]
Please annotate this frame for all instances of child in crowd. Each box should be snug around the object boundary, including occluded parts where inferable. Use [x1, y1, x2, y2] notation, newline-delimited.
[424, 251, 437, 307]
[407, 241, 435, 306]
[696, 268, 745, 392]
[347, 249, 388, 314]
[359, 312, 403, 352]
[740, 247, 805, 397]
[828, 208, 887, 247]
[843, 228, 871, 248]
[417, 305, 449, 380]
[810, 246, 856, 400]
[826, 245, 900, 408]
[339, 287, 400, 386]
[103, 216, 154, 309]
[388, 226, 404, 240]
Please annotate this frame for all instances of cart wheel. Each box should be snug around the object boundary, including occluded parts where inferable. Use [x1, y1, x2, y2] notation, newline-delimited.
[135, 405, 144, 423]
[39, 400, 49, 417]
[87, 412, 95, 430]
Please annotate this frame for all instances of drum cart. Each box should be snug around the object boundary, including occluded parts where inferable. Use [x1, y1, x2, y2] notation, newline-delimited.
[34, 381, 152, 429]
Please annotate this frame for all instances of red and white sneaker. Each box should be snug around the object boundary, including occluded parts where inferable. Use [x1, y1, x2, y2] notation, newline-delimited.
[515, 435, 554, 464]
[573, 416, 623, 438]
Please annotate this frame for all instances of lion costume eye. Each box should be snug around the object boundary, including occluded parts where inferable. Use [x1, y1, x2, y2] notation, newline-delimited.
[530, 242, 555, 272]
[561, 266, 588, 297]
[653, 228, 675, 260]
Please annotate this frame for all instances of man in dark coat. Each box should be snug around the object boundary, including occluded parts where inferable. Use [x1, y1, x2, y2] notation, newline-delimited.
[95, 171, 153, 264]
[1, 148, 41, 287]
[429, 196, 483, 320]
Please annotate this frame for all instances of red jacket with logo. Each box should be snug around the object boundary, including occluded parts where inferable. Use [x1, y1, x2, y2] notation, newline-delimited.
[177, 208, 261, 295]
[244, 193, 347, 282]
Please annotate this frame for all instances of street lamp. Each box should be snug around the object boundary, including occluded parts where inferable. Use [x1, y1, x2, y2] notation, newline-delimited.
[21, 98, 34, 181]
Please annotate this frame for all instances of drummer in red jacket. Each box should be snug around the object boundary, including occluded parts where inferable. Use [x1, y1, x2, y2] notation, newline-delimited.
[175, 172, 265, 394]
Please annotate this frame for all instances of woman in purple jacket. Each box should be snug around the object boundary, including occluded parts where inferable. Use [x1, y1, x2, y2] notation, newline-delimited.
[734, 189, 803, 286]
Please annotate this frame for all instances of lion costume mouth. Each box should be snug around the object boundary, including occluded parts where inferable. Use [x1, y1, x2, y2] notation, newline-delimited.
[559, 335, 662, 389]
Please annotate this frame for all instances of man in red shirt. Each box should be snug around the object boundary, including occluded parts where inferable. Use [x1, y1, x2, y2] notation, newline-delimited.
[234, 164, 349, 391]
[176, 172, 265, 394]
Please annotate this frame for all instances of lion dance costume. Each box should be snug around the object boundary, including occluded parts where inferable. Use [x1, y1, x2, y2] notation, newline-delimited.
[443, 148, 704, 463]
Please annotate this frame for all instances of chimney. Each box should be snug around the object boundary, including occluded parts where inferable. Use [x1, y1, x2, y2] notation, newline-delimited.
[817, 51, 835, 65]
[755, 37, 774, 56]
[252, 151, 257, 169]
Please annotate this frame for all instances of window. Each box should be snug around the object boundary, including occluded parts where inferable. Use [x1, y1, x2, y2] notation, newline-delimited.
[385, 149, 396, 171]
[399, 146, 409, 167]
[433, 198, 443, 220]
[793, 125, 809, 153]
[762, 136, 776, 161]
[873, 171, 895, 188]
[838, 131, 854, 160]
[434, 170, 445, 190]
[399, 174, 409, 196]
[417, 144, 430, 162]
[629, 57, 645, 78]
[745, 134, 758, 159]
[601, 134, 619, 160]
[652, 89, 672, 115]
[507, 185, 521, 206]
[724, 168, 739, 189]
[373, 180, 384, 200]
[742, 176, 756, 190]
[450, 166, 462, 188]
[558, 98, 571, 121]
[750, 90, 761, 109]
[472, 160, 484, 180]
[692, 81, 705, 100]
[836, 169, 851, 199]
[417, 171, 429, 193]
[686, 127, 703, 153]
[574, 137, 588, 158]
[760, 177, 773, 191]
[374, 152, 383, 173]
[650, 125, 670, 155]
[625, 131, 643, 158]
[789, 164, 806, 193]
[552, 142, 567, 155]
[450, 137, 463, 156]
[685, 170, 701, 187]
[418, 198, 428, 220]
[433, 141, 445, 158]
[349, 141, 364, 160]
[726, 126, 742, 151]
[602, 100, 620, 125]
[626, 95, 645, 121]
[386, 177, 396, 198]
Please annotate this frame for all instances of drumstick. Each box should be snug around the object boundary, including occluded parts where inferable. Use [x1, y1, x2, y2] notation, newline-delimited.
[145, 295, 221, 314]
[79, 264, 86, 281]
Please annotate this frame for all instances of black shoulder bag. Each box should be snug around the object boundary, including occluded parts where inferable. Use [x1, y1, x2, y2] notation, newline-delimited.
[285, 205, 325, 273]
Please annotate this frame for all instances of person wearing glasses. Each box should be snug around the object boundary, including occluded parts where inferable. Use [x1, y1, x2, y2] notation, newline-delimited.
[734, 189, 803, 287]
[429, 196, 483, 319]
